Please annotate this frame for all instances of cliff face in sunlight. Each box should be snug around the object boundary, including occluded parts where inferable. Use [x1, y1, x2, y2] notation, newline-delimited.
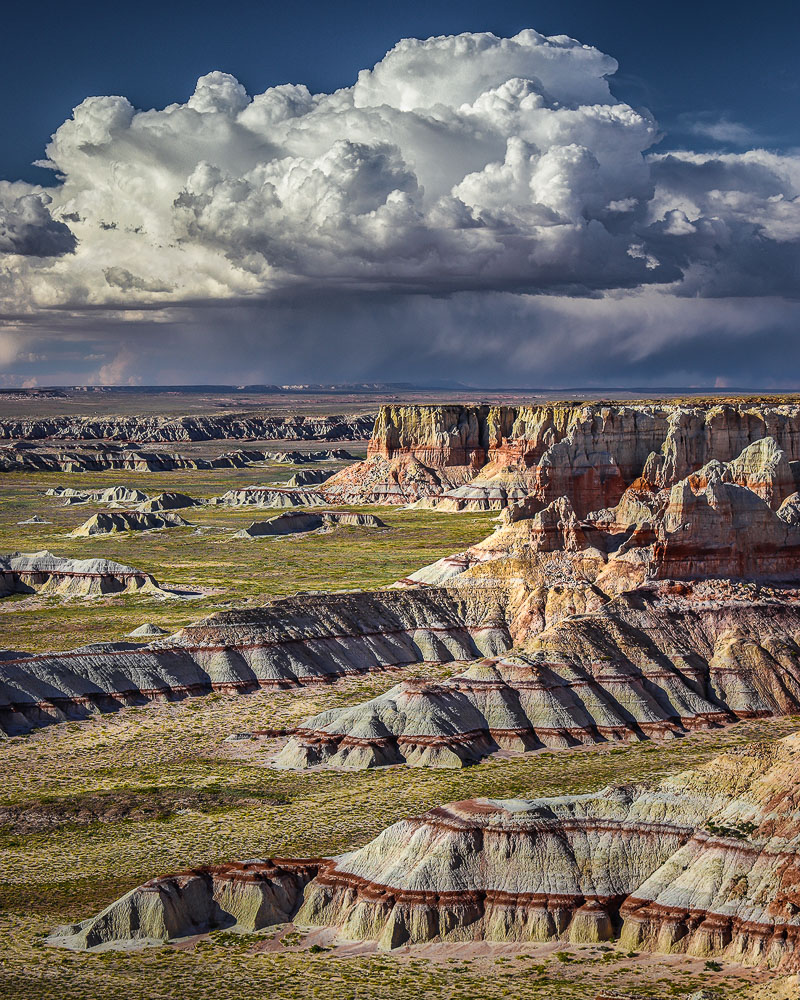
[325, 401, 800, 513]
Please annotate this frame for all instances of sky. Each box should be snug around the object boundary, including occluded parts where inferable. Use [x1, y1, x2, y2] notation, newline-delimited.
[1, 0, 799, 387]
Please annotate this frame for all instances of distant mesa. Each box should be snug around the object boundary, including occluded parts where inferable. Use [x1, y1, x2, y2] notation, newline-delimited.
[0, 550, 163, 598]
[234, 510, 387, 539]
[216, 487, 326, 508]
[0, 413, 373, 445]
[70, 511, 191, 536]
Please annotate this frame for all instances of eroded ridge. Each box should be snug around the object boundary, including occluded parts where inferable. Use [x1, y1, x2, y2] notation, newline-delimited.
[322, 401, 800, 512]
[0, 588, 511, 734]
[54, 734, 800, 972]
[279, 442, 800, 769]
[0, 550, 164, 598]
[275, 585, 800, 769]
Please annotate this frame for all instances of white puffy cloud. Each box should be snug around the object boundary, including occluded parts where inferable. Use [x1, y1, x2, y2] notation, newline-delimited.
[1, 27, 800, 385]
[0, 28, 668, 312]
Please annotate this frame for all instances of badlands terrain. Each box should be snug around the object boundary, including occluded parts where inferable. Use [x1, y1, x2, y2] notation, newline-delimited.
[5, 387, 800, 999]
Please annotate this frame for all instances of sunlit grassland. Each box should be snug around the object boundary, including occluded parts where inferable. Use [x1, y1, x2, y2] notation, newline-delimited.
[0, 465, 789, 999]
[0, 466, 495, 651]
[2, 690, 789, 999]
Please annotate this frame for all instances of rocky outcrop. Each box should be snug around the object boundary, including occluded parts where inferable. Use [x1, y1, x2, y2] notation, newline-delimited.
[54, 734, 800, 972]
[70, 512, 191, 536]
[49, 859, 321, 948]
[0, 588, 512, 734]
[46, 486, 149, 504]
[216, 488, 326, 508]
[0, 551, 162, 598]
[293, 736, 800, 964]
[276, 583, 800, 769]
[323, 402, 800, 513]
[282, 442, 800, 771]
[0, 413, 374, 443]
[135, 492, 201, 512]
[286, 469, 337, 487]
[234, 511, 387, 539]
[409, 449, 800, 596]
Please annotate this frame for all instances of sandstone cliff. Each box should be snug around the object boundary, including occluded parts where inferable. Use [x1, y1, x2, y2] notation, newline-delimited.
[323, 402, 800, 513]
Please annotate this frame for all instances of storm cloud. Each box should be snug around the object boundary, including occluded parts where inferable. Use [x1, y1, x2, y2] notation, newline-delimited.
[1, 28, 799, 385]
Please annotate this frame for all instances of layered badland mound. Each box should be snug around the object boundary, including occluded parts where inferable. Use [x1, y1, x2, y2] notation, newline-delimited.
[0, 551, 162, 598]
[46, 487, 201, 511]
[70, 511, 191, 536]
[53, 733, 800, 972]
[0, 412, 374, 443]
[0, 588, 511, 734]
[234, 511, 387, 539]
[216, 487, 326, 508]
[323, 402, 800, 513]
[286, 468, 336, 487]
[46, 486, 150, 504]
[276, 584, 800, 769]
[135, 492, 202, 512]
[279, 443, 800, 769]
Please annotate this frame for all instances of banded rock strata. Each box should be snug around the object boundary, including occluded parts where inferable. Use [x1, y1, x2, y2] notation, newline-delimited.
[323, 402, 800, 513]
[1, 446, 356, 475]
[276, 583, 800, 768]
[46, 486, 150, 504]
[279, 444, 800, 769]
[0, 588, 511, 734]
[216, 487, 326, 508]
[0, 551, 163, 599]
[53, 734, 800, 974]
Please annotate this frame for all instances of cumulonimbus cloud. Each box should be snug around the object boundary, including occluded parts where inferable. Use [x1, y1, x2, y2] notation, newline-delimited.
[1, 27, 799, 385]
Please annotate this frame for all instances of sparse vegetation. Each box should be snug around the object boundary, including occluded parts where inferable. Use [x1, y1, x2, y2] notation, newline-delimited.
[0, 461, 784, 999]
[0, 466, 495, 652]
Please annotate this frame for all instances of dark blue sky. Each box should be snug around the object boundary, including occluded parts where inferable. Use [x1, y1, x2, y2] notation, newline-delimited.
[4, 0, 799, 185]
